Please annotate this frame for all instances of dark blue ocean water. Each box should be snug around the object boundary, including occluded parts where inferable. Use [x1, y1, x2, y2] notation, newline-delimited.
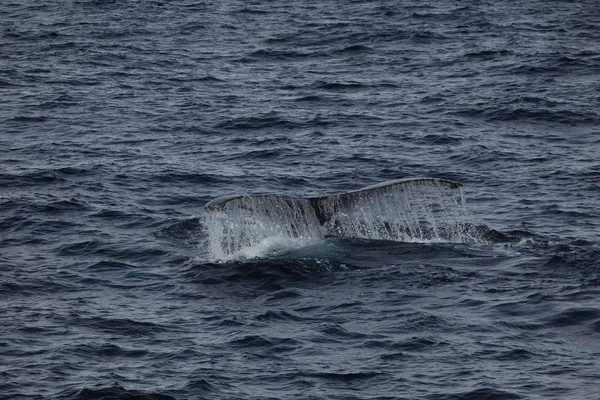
[1, 1, 600, 399]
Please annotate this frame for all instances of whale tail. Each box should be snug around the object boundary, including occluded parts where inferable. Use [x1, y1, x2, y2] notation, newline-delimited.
[204, 178, 471, 260]
[306, 178, 462, 226]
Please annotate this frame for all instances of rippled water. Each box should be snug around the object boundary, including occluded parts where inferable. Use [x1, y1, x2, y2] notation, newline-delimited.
[1, 1, 599, 399]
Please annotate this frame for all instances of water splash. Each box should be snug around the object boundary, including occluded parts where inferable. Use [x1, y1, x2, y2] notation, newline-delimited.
[204, 196, 324, 261]
[204, 180, 478, 261]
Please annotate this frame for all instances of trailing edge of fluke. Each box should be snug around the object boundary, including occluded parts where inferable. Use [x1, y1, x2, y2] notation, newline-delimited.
[204, 177, 462, 225]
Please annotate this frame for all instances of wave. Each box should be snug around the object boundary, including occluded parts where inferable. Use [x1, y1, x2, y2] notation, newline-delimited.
[454, 106, 598, 124]
[215, 112, 300, 130]
[63, 384, 176, 400]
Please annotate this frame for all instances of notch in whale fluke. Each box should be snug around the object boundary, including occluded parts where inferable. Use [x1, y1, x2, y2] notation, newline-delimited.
[203, 177, 462, 222]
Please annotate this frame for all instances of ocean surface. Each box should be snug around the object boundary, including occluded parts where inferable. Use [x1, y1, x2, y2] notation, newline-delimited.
[1, 1, 599, 399]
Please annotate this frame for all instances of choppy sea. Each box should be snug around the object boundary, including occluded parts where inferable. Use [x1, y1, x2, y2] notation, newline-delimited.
[1, 1, 599, 399]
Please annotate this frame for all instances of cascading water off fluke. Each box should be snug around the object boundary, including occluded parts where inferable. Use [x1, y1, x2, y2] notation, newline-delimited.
[204, 178, 478, 261]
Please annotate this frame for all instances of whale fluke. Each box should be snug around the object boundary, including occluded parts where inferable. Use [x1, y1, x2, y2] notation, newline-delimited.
[204, 178, 461, 213]
[307, 178, 462, 225]
[203, 178, 470, 260]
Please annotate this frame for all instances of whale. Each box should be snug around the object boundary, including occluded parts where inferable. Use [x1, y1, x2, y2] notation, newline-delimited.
[203, 178, 468, 259]
[204, 177, 462, 225]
